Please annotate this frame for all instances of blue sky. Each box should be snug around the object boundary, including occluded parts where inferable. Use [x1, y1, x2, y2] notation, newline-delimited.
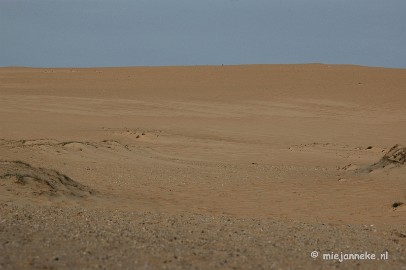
[1, 0, 405, 68]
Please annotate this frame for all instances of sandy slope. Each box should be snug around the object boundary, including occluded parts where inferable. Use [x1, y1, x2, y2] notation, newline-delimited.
[0, 64, 405, 269]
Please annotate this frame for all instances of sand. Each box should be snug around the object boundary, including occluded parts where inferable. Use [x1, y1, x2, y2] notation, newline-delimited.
[0, 64, 405, 269]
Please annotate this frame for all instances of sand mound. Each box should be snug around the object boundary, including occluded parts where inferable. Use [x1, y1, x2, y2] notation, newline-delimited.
[365, 144, 406, 172]
[0, 160, 95, 198]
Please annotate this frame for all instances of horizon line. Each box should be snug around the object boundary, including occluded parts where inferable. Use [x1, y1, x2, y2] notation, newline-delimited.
[1, 63, 405, 70]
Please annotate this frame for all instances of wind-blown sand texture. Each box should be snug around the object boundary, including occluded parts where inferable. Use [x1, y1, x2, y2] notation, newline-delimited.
[0, 64, 405, 269]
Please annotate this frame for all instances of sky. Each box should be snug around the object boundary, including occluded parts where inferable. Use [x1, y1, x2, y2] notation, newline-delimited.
[1, 0, 405, 68]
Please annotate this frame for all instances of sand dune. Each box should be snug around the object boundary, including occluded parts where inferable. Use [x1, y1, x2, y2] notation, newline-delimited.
[0, 64, 405, 269]
[0, 160, 95, 200]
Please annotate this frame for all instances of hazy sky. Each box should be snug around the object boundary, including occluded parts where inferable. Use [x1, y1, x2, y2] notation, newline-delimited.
[1, 0, 405, 68]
